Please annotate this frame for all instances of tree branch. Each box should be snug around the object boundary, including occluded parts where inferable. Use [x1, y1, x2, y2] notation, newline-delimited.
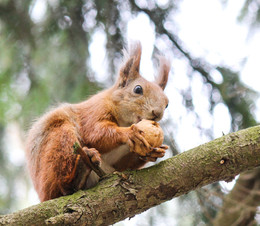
[1, 126, 260, 225]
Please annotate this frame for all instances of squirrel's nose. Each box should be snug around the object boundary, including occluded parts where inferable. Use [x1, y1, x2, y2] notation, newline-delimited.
[151, 108, 163, 121]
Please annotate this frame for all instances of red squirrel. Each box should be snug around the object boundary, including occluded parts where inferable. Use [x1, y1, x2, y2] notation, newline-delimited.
[25, 42, 170, 202]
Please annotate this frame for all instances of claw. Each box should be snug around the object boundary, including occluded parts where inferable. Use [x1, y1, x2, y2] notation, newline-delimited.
[130, 124, 150, 148]
[82, 147, 102, 166]
[79, 146, 105, 177]
[160, 144, 169, 150]
[149, 150, 165, 158]
[139, 156, 158, 162]
[126, 125, 167, 160]
[152, 147, 165, 153]
[127, 125, 152, 156]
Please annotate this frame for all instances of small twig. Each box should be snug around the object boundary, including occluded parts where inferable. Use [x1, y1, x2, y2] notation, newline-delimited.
[73, 142, 106, 178]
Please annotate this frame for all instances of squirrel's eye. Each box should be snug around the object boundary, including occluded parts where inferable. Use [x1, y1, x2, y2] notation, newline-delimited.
[165, 103, 169, 109]
[133, 85, 143, 95]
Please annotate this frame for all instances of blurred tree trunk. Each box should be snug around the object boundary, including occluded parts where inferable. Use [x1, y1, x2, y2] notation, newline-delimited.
[1, 126, 260, 225]
[214, 169, 260, 226]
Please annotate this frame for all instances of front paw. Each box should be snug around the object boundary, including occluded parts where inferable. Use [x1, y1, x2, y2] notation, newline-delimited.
[82, 147, 102, 166]
[82, 147, 106, 177]
[126, 124, 152, 156]
[139, 145, 168, 162]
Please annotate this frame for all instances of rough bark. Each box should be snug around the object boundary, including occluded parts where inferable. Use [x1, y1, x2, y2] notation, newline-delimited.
[1, 125, 260, 226]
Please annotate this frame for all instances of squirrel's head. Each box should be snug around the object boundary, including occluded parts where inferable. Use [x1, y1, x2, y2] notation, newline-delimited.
[111, 42, 170, 127]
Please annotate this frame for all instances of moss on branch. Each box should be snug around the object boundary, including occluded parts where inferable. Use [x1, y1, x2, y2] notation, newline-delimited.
[1, 126, 260, 225]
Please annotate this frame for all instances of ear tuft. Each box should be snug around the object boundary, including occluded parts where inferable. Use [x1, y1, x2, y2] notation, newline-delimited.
[156, 56, 170, 90]
[128, 42, 142, 72]
[117, 41, 142, 87]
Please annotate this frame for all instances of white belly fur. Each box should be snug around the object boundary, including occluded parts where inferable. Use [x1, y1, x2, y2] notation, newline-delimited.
[85, 144, 129, 188]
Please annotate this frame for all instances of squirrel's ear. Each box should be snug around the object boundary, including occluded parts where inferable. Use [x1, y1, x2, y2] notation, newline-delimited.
[117, 42, 142, 87]
[156, 56, 170, 90]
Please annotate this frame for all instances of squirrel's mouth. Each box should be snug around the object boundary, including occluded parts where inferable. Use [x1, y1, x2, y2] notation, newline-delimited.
[136, 116, 158, 123]
[137, 116, 142, 123]
[151, 116, 159, 121]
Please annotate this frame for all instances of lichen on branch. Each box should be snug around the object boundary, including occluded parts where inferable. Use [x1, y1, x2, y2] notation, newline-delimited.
[1, 126, 260, 226]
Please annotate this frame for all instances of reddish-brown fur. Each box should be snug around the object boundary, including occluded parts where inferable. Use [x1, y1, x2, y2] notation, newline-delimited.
[25, 42, 170, 202]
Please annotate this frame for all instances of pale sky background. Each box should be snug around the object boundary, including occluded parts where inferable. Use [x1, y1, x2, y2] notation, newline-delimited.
[6, 0, 260, 223]
[121, 0, 260, 224]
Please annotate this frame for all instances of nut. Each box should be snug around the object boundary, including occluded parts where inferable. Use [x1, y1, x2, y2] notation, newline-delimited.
[135, 119, 164, 147]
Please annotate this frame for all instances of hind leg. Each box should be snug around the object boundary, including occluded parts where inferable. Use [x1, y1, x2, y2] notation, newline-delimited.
[35, 124, 92, 201]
